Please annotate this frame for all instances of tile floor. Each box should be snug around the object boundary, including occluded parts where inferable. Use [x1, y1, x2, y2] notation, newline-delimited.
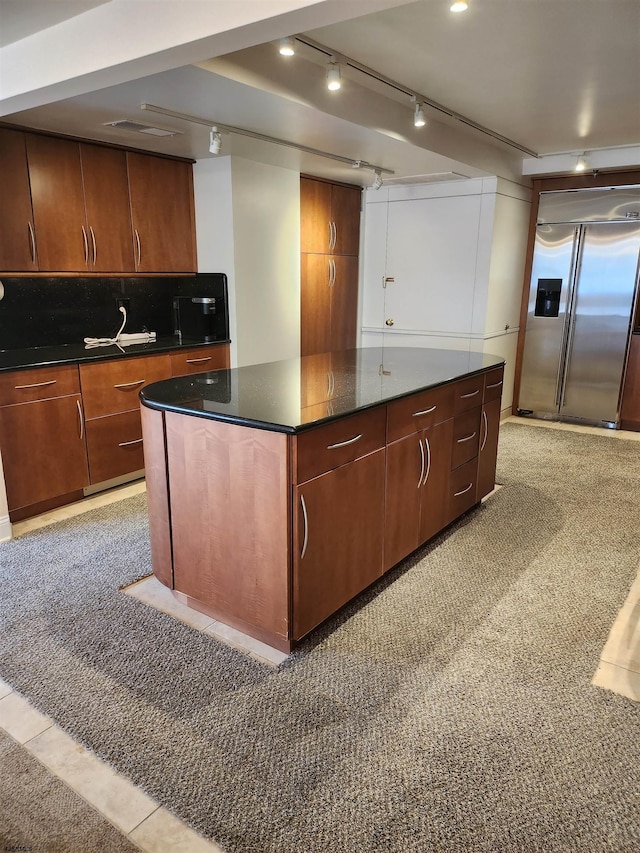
[2, 416, 640, 850]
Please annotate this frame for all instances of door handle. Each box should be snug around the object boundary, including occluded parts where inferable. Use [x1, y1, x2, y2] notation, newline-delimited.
[300, 494, 309, 559]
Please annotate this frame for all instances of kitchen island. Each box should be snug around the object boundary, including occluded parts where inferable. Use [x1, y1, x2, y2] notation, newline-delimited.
[140, 347, 504, 652]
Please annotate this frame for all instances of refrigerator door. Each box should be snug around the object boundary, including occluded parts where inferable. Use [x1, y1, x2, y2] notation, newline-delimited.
[519, 224, 578, 415]
[560, 222, 640, 425]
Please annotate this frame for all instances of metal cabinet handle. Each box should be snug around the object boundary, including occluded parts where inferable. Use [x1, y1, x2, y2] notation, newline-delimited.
[423, 435, 431, 487]
[330, 221, 336, 251]
[418, 438, 425, 488]
[486, 380, 503, 389]
[27, 221, 36, 263]
[457, 431, 477, 444]
[134, 228, 141, 266]
[332, 258, 336, 287]
[328, 222, 332, 252]
[300, 494, 309, 559]
[14, 379, 57, 390]
[327, 433, 362, 450]
[413, 404, 436, 417]
[89, 226, 97, 265]
[185, 357, 212, 364]
[480, 410, 488, 452]
[461, 389, 480, 399]
[327, 257, 332, 287]
[76, 399, 84, 441]
[454, 483, 473, 497]
[81, 225, 88, 265]
[118, 438, 143, 447]
[113, 380, 146, 389]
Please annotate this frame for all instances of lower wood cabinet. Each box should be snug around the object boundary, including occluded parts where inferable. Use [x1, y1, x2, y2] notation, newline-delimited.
[85, 409, 146, 484]
[477, 396, 501, 501]
[293, 448, 385, 639]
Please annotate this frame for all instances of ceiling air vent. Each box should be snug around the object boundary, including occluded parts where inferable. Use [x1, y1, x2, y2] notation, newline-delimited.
[103, 120, 181, 137]
[384, 172, 470, 186]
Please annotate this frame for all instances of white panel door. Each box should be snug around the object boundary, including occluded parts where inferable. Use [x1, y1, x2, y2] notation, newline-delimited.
[383, 195, 482, 338]
[361, 201, 389, 331]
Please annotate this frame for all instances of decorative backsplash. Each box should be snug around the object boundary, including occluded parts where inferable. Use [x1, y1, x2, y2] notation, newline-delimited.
[0, 273, 229, 350]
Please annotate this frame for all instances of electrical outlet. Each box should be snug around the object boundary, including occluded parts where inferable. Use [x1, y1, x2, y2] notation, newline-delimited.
[116, 297, 131, 312]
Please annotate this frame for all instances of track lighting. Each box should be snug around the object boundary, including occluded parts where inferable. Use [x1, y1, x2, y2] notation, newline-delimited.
[414, 102, 426, 128]
[278, 37, 295, 56]
[209, 127, 222, 155]
[575, 155, 589, 172]
[450, 1, 469, 11]
[326, 62, 342, 91]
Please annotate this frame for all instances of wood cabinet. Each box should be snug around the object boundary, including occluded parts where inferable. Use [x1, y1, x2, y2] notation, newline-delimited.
[620, 335, 640, 431]
[477, 366, 504, 501]
[300, 177, 361, 356]
[0, 128, 38, 271]
[0, 129, 195, 274]
[127, 153, 197, 273]
[0, 365, 88, 515]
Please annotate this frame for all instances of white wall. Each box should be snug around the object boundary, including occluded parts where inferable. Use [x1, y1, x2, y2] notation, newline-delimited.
[230, 157, 300, 367]
[360, 177, 531, 409]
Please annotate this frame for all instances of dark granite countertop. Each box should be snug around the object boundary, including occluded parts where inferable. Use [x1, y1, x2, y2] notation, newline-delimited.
[140, 347, 505, 434]
[0, 336, 231, 373]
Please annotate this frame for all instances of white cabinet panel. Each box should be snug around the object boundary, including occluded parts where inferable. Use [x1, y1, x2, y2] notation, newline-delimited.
[383, 195, 481, 335]
[361, 201, 388, 330]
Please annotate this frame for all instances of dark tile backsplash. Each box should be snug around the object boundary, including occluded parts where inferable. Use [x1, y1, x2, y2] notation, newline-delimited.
[0, 274, 229, 350]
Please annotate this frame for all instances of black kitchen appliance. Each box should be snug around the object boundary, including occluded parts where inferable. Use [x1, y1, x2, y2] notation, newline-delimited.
[173, 295, 226, 342]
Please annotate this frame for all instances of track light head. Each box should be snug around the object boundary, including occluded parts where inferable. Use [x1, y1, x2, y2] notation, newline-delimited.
[450, 1, 469, 11]
[209, 127, 222, 155]
[278, 37, 295, 56]
[414, 102, 426, 128]
[326, 62, 342, 91]
[575, 154, 589, 172]
[372, 170, 383, 191]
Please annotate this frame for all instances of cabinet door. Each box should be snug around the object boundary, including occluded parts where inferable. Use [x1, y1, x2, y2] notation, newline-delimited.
[419, 418, 454, 543]
[477, 397, 501, 501]
[331, 184, 361, 256]
[294, 449, 385, 640]
[26, 135, 88, 272]
[0, 395, 89, 511]
[0, 128, 38, 271]
[384, 434, 422, 571]
[127, 153, 196, 273]
[301, 253, 332, 356]
[85, 409, 144, 484]
[80, 144, 134, 273]
[330, 255, 359, 352]
[300, 178, 332, 254]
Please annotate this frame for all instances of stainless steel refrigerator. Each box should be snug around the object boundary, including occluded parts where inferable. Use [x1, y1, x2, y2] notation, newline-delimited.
[518, 187, 640, 427]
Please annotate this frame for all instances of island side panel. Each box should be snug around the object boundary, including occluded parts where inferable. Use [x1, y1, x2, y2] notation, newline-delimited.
[140, 404, 174, 588]
[164, 411, 291, 643]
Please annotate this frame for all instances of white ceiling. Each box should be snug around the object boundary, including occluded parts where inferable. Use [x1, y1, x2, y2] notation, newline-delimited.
[1, 0, 639, 187]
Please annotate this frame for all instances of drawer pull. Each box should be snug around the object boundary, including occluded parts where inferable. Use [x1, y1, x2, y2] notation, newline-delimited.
[480, 410, 488, 453]
[28, 221, 36, 263]
[118, 438, 143, 447]
[185, 357, 212, 364]
[14, 379, 57, 390]
[327, 433, 362, 450]
[486, 380, 503, 390]
[412, 404, 436, 417]
[113, 380, 146, 389]
[460, 389, 480, 399]
[454, 483, 473, 497]
[300, 494, 309, 559]
[456, 431, 477, 444]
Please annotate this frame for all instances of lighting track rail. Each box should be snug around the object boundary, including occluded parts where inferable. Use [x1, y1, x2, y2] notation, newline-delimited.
[294, 35, 538, 158]
[140, 103, 395, 176]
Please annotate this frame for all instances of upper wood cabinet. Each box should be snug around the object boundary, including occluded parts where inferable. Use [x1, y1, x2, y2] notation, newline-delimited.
[127, 152, 197, 273]
[300, 177, 361, 256]
[0, 128, 196, 274]
[0, 128, 38, 271]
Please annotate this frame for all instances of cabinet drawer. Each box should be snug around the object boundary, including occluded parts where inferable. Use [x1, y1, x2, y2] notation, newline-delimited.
[170, 344, 230, 377]
[386, 383, 454, 443]
[86, 409, 145, 484]
[483, 366, 504, 403]
[80, 353, 171, 418]
[296, 406, 387, 483]
[0, 364, 80, 406]
[449, 458, 478, 518]
[452, 374, 484, 415]
[451, 407, 481, 470]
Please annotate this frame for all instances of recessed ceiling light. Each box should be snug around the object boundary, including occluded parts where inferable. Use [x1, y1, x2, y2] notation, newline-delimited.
[450, 1, 469, 12]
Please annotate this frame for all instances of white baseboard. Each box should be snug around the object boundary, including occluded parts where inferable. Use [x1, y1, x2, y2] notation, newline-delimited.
[0, 513, 12, 542]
